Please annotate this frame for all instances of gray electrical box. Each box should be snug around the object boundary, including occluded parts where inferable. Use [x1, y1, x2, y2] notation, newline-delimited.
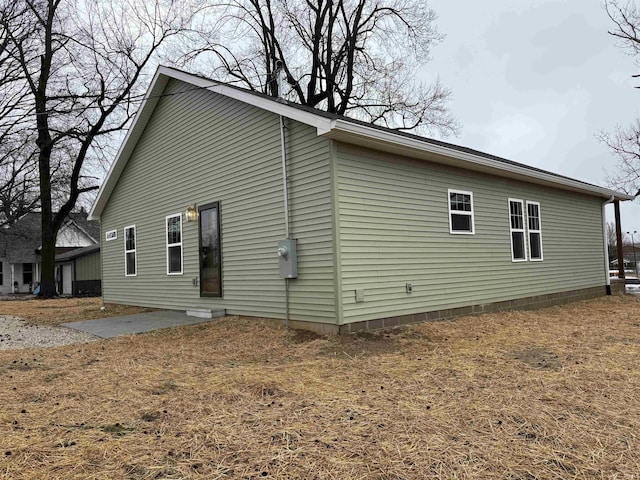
[277, 239, 298, 279]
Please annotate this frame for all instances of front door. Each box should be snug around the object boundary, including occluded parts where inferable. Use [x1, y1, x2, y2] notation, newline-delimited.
[199, 202, 222, 297]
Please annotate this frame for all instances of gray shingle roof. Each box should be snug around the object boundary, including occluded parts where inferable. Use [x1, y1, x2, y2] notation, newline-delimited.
[0, 212, 99, 263]
[0, 212, 42, 263]
[55, 243, 100, 262]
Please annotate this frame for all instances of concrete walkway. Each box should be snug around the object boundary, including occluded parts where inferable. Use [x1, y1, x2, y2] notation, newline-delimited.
[62, 310, 220, 339]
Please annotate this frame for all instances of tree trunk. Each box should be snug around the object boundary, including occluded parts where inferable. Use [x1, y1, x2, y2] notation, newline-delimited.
[39, 215, 57, 297]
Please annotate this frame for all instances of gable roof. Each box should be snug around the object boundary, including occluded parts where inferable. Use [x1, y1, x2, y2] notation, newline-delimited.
[88, 66, 634, 220]
[66, 212, 100, 244]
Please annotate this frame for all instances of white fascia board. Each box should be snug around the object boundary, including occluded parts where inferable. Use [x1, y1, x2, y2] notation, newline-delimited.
[325, 119, 635, 201]
[159, 67, 333, 132]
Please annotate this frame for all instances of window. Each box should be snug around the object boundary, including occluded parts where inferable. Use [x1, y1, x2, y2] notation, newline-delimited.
[199, 202, 222, 297]
[23, 263, 33, 284]
[527, 201, 543, 261]
[166, 214, 183, 275]
[509, 199, 526, 262]
[124, 225, 137, 276]
[0, 261, 3, 285]
[448, 189, 475, 234]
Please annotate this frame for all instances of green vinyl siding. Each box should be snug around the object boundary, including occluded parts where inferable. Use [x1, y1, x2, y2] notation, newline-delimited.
[336, 143, 606, 324]
[286, 120, 335, 321]
[100, 79, 335, 323]
[75, 252, 101, 281]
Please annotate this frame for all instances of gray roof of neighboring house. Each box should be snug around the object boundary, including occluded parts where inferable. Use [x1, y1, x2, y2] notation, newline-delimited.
[55, 243, 100, 262]
[0, 212, 99, 264]
[0, 212, 42, 263]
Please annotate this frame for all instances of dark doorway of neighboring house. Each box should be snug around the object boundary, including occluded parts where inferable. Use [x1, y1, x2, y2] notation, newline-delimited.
[199, 202, 222, 297]
[56, 265, 62, 295]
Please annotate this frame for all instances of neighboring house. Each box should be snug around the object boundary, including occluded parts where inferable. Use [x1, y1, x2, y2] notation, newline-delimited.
[88, 66, 633, 333]
[55, 244, 101, 296]
[0, 212, 99, 294]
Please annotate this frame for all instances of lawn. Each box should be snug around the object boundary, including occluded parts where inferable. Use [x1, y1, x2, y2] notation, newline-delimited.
[0, 297, 152, 326]
[1, 295, 639, 479]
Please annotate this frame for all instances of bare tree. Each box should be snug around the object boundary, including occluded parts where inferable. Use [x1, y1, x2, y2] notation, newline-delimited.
[0, 1, 38, 225]
[0, 144, 40, 226]
[0, 0, 202, 296]
[183, 0, 458, 135]
[606, 220, 628, 261]
[602, 1, 640, 194]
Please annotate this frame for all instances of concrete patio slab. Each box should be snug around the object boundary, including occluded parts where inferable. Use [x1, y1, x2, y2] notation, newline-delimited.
[62, 309, 225, 338]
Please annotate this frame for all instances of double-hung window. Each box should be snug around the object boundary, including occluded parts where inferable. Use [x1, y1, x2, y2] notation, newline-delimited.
[448, 189, 475, 234]
[527, 201, 543, 261]
[509, 199, 526, 262]
[124, 225, 137, 276]
[166, 214, 183, 275]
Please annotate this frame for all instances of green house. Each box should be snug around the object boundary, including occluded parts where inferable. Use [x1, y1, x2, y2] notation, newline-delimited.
[88, 67, 633, 333]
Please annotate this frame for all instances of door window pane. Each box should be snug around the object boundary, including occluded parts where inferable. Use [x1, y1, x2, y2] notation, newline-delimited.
[199, 203, 221, 296]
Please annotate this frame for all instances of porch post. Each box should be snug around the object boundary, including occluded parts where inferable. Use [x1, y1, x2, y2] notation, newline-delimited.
[615, 200, 625, 279]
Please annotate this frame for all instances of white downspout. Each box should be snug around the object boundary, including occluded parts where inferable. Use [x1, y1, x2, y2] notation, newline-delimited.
[280, 114, 290, 328]
[280, 115, 290, 239]
[603, 195, 615, 295]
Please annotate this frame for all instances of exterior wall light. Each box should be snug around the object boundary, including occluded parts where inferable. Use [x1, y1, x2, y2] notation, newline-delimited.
[185, 205, 198, 222]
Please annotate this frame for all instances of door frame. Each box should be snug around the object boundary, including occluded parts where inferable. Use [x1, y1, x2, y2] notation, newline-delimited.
[198, 201, 222, 297]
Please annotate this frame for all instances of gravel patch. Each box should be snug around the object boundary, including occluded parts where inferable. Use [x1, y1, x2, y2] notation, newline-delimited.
[0, 315, 99, 350]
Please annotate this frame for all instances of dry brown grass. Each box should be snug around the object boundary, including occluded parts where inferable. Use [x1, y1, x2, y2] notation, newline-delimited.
[0, 297, 153, 326]
[1, 295, 640, 479]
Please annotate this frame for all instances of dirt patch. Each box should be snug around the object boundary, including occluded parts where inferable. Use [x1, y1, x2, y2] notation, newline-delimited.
[288, 326, 409, 357]
[321, 329, 401, 358]
[509, 345, 562, 371]
[287, 329, 323, 344]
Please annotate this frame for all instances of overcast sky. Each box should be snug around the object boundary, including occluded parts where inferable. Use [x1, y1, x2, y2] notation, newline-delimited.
[424, 0, 640, 233]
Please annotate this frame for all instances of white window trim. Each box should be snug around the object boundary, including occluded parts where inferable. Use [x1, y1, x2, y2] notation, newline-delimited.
[448, 188, 475, 235]
[508, 198, 527, 262]
[124, 225, 137, 277]
[526, 201, 544, 261]
[166, 213, 184, 275]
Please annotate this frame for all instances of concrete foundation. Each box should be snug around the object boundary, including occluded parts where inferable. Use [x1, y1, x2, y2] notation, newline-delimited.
[259, 284, 612, 335]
